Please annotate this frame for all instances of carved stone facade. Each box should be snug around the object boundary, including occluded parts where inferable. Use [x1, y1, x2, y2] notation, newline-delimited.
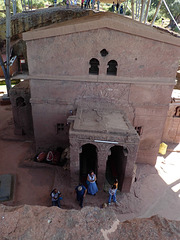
[68, 106, 139, 192]
[9, 80, 33, 136]
[23, 12, 180, 192]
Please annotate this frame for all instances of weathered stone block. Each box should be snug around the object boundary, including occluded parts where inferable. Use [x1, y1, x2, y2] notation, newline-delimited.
[0, 174, 13, 202]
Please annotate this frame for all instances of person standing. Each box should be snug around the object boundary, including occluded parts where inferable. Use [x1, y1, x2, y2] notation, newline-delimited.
[97, 0, 100, 11]
[51, 188, 62, 208]
[91, 0, 95, 9]
[112, 2, 116, 12]
[75, 183, 87, 208]
[87, 170, 98, 195]
[81, 0, 84, 8]
[66, 0, 69, 9]
[116, 1, 119, 12]
[120, 5, 123, 14]
[108, 185, 117, 205]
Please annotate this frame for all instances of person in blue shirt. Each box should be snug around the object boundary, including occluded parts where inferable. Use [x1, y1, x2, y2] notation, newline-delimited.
[120, 5, 123, 14]
[75, 183, 87, 208]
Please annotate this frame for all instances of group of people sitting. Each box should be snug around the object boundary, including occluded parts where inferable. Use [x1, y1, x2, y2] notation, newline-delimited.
[51, 170, 118, 208]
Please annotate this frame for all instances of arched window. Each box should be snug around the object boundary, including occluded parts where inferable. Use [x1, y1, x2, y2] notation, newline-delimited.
[89, 58, 99, 75]
[107, 60, 118, 76]
[16, 97, 26, 107]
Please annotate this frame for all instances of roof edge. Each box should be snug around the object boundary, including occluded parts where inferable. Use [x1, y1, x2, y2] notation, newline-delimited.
[23, 13, 180, 47]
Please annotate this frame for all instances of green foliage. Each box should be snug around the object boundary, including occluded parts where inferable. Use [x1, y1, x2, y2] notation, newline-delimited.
[34, 0, 45, 9]
[108, 5, 113, 12]
[160, 0, 180, 19]
[0, 0, 5, 10]
[148, 7, 161, 22]
[0, 12, 5, 18]
[125, 9, 131, 16]
[151, 0, 159, 8]
[173, 26, 180, 33]
[15, 0, 23, 13]
[22, 0, 45, 9]
[0, 0, 22, 14]
[151, 0, 180, 20]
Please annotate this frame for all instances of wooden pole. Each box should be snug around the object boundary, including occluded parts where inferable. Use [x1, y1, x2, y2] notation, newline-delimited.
[137, 0, 141, 19]
[151, 0, 163, 26]
[5, 0, 11, 96]
[140, 0, 146, 22]
[135, 0, 138, 19]
[131, 0, 134, 20]
[144, 0, 151, 24]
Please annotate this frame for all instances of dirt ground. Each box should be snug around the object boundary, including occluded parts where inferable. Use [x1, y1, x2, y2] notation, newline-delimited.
[0, 104, 180, 222]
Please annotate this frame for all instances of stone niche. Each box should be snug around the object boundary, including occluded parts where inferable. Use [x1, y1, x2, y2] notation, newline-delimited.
[9, 80, 34, 136]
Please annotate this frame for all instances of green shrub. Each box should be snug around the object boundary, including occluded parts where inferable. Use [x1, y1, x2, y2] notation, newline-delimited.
[32, 0, 45, 9]
[147, 8, 161, 22]
[0, 12, 5, 18]
[125, 9, 131, 16]
[173, 26, 180, 33]
[108, 6, 113, 12]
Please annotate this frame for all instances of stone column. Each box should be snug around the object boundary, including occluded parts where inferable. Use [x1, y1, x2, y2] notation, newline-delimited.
[69, 137, 80, 188]
[97, 143, 111, 190]
[121, 143, 139, 192]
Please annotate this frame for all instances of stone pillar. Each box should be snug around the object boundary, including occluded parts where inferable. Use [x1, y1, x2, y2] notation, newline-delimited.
[69, 137, 80, 188]
[121, 143, 139, 192]
[97, 143, 111, 189]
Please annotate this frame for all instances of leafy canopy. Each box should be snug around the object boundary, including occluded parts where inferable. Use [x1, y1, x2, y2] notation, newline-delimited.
[151, 0, 180, 19]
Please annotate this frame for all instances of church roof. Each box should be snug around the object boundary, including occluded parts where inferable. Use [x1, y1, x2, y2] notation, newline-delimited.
[69, 106, 139, 143]
[23, 12, 180, 47]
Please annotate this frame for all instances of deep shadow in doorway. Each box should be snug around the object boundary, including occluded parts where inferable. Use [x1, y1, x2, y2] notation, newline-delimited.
[80, 144, 98, 185]
[106, 145, 127, 191]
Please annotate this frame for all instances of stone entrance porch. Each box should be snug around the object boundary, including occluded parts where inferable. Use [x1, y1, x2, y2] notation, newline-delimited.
[68, 105, 139, 192]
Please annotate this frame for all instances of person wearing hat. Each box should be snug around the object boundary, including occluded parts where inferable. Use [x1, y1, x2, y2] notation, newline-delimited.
[75, 183, 87, 208]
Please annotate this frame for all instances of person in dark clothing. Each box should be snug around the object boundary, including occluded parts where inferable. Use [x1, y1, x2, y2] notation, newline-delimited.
[75, 183, 87, 208]
[120, 5, 123, 14]
[116, 2, 119, 12]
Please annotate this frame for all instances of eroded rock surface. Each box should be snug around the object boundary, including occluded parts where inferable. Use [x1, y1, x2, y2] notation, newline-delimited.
[0, 204, 180, 240]
[0, 8, 94, 41]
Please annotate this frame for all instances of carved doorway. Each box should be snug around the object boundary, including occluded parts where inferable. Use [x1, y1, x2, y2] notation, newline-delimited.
[106, 146, 127, 191]
[79, 144, 98, 184]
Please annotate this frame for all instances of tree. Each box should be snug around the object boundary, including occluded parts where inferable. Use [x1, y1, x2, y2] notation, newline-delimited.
[161, 0, 180, 29]
[161, 0, 180, 19]
[150, 0, 158, 8]
[150, 0, 180, 29]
